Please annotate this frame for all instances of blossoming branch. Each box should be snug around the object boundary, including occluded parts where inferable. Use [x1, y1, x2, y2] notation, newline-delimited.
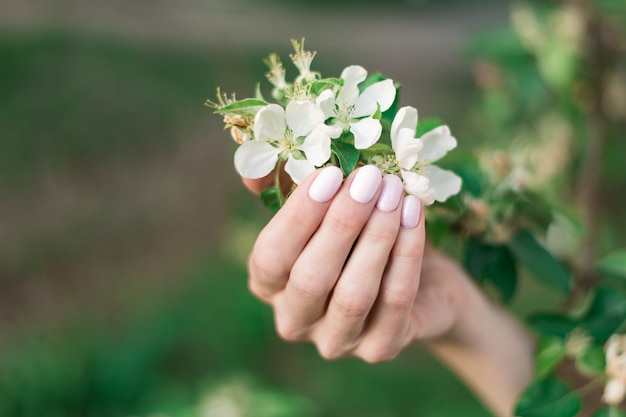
[207, 39, 462, 211]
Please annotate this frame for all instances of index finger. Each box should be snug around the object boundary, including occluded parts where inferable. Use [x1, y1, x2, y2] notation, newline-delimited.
[248, 166, 344, 301]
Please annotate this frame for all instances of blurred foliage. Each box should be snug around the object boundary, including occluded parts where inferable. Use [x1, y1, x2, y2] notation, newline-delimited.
[0, 30, 219, 191]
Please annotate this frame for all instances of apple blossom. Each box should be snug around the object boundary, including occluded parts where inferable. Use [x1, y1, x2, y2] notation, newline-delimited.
[234, 101, 340, 185]
[316, 65, 396, 149]
[389, 106, 462, 205]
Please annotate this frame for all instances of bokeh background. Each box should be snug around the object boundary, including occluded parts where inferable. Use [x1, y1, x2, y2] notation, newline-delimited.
[2, 0, 623, 416]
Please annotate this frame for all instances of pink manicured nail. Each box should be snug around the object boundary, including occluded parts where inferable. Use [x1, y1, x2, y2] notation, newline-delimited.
[309, 166, 344, 203]
[376, 175, 403, 212]
[401, 195, 422, 228]
[349, 165, 382, 203]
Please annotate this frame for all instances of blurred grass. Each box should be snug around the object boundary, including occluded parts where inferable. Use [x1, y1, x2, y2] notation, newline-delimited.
[0, 29, 491, 417]
[0, 256, 490, 417]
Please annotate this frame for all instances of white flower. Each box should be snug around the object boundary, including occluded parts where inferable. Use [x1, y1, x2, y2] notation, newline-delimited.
[603, 334, 626, 405]
[390, 106, 462, 205]
[234, 101, 339, 185]
[316, 65, 396, 149]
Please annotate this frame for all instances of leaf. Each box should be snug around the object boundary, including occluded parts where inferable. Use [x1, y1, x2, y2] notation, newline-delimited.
[213, 98, 268, 116]
[330, 140, 359, 177]
[591, 407, 626, 417]
[535, 337, 566, 379]
[528, 314, 577, 339]
[598, 250, 626, 279]
[309, 78, 342, 97]
[507, 230, 571, 294]
[463, 240, 518, 302]
[260, 186, 284, 214]
[575, 344, 606, 377]
[415, 118, 443, 138]
[579, 287, 626, 344]
[455, 163, 483, 197]
[515, 377, 581, 417]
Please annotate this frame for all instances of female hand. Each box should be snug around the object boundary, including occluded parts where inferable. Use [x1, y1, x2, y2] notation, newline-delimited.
[245, 165, 471, 362]
[242, 166, 535, 416]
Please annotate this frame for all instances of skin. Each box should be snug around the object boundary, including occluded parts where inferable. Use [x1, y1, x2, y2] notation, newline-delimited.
[242, 167, 535, 417]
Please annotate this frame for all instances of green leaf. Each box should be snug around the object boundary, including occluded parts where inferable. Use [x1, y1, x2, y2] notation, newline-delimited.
[359, 72, 387, 91]
[535, 337, 566, 378]
[598, 250, 626, 279]
[455, 163, 483, 197]
[260, 186, 284, 214]
[528, 314, 577, 339]
[414, 118, 443, 138]
[330, 140, 359, 177]
[575, 344, 606, 377]
[591, 407, 626, 417]
[213, 98, 268, 116]
[579, 287, 626, 344]
[507, 230, 571, 294]
[309, 78, 342, 97]
[515, 377, 581, 417]
[463, 240, 517, 302]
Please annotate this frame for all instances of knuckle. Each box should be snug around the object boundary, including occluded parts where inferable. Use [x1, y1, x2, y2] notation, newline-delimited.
[365, 223, 399, 244]
[249, 250, 285, 281]
[316, 341, 346, 361]
[248, 278, 272, 302]
[275, 316, 306, 342]
[288, 273, 327, 302]
[326, 210, 364, 237]
[359, 345, 400, 364]
[383, 282, 416, 310]
[333, 291, 372, 318]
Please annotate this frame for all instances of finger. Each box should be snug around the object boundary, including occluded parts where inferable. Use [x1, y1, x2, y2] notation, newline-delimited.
[314, 174, 404, 359]
[248, 166, 344, 302]
[274, 165, 382, 340]
[354, 195, 425, 363]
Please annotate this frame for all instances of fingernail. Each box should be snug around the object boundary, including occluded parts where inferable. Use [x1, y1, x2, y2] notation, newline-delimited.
[376, 175, 403, 212]
[349, 165, 382, 203]
[401, 195, 422, 228]
[309, 166, 344, 203]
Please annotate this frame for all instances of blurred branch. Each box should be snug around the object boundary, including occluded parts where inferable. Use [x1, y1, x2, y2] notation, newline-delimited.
[575, 0, 615, 293]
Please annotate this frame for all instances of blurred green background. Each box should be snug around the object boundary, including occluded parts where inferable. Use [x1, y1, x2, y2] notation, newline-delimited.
[0, 0, 545, 416]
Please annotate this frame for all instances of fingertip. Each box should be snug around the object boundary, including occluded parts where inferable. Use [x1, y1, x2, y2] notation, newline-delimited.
[308, 166, 344, 203]
[401, 195, 423, 229]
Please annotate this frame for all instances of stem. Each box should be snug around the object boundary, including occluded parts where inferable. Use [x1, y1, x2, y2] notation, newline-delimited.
[574, 1, 613, 293]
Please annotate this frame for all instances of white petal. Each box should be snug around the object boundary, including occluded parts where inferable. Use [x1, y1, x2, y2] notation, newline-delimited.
[394, 128, 423, 170]
[341, 65, 368, 86]
[253, 104, 285, 142]
[390, 106, 418, 142]
[426, 165, 463, 202]
[401, 170, 435, 205]
[286, 100, 325, 138]
[234, 141, 279, 179]
[317, 123, 342, 139]
[353, 79, 396, 118]
[350, 117, 382, 149]
[285, 155, 316, 185]
[316, 89, 336, 119]
[300, 128, 331, 166]
[419, 125, 457, 163]
[338, 83, 359, 111]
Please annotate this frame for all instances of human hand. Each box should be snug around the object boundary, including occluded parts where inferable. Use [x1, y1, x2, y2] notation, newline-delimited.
[245, 165, 478, 362]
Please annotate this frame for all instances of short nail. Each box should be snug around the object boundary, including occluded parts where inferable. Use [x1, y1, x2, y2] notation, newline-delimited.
[401, 195, 422, 228]
[349, 165, 382, 203]
[309, 166, 344, 203]
[376, 175, 403, 212]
